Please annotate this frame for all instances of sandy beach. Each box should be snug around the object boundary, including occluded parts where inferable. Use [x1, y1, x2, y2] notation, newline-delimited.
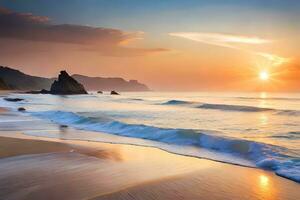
[1, 1, 300, 199]
[0, 92, 299, 199]
[0, 130, 299, 200]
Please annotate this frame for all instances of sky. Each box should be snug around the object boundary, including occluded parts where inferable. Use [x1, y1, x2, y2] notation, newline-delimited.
[0, 0, 299, 91]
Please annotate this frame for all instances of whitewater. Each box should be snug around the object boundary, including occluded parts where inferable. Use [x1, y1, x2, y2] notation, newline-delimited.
[0, 92, 300, 183]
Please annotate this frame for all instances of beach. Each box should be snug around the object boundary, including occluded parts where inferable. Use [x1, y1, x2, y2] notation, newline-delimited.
[0, 131, 299, 200]
[0, 91, 300, 199]
[1, 1, 300, 199]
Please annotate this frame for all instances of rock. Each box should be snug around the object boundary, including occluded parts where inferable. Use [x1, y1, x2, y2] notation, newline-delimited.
[50, 70, 87, 95]
[97, 91, 103, 94]
[26, 89, 50, 94]
[26, 90, 41, 94]
[110, 90, 120, 95]
[60, 125, 68, 128]
[40, 89, 50, 94]
[4, 98, 24, 102]
[18, 107, 26, 111]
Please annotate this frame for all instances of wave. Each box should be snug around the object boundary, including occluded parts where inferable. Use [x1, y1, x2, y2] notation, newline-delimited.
[236, 97, 300, 101]
[162, 100, 300, 115]
[276, 110, 300, 116]
[197, 103, 274, 112]
[129, 98, 144, 101]
[162, 100, 194, 105]
[161, 100, 274, 112]
[269, 132, 300, 140]
[31, 110, 300, 183]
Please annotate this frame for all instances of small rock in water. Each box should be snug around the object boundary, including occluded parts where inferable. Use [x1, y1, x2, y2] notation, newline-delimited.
[97, 91, 103, 94]
[18, 107, 26, 112]
[111, 90, 120, 95]
[26, 89, 50, 94]
[60, 125, 68, 128]
[40, 89, 50, 94]
[26, 90, 40, 94]
[4, 98, 24, 102]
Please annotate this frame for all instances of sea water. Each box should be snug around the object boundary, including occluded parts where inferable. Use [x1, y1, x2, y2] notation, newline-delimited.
[0, 92, 299, 182]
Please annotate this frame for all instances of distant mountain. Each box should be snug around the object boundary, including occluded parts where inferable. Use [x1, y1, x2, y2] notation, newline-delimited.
[72, 74, 150, 91]
[0, 66, 52, 90]
[0, 66, 150, 91]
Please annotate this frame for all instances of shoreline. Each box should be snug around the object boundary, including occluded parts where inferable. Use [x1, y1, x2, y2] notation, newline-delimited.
[0, 100, 299, 184]
[0, 93, 300, 199]
[0, 132, 299, 199]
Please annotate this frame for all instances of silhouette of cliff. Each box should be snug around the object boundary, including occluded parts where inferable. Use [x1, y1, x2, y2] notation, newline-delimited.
[0, 66, 150, 91]
[72, 74, 150, 91]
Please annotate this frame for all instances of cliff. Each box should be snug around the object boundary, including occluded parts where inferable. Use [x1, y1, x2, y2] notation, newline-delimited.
[72, 74, 150, 91]
[0, 66, 150, 92]
[0, 66, 52, 90]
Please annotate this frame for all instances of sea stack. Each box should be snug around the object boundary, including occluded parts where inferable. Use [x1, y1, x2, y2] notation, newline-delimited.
[50, 70, 88, 95]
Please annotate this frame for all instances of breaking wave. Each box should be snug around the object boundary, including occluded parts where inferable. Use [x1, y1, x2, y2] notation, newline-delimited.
[31, 110, 300, 183]
[162, 100, 194, 105]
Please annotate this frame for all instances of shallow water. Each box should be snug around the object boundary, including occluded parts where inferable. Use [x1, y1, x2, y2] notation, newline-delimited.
[1, 92, 300, 182]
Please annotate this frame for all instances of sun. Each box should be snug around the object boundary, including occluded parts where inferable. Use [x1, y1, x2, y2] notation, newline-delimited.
[259, 71, 269, 81]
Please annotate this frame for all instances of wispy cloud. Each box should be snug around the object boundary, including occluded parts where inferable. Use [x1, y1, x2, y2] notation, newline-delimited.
[0, 7, 168, 56]
[256, 52, 290, 67]
[169, 32, 271, 48]
[169, 32, 289, 66]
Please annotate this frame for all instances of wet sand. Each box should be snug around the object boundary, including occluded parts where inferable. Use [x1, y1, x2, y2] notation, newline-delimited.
[0, 107, 8, 113]
[0, 136, 71, 158]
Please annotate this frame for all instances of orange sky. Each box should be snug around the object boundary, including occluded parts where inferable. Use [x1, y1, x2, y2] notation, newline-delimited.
[0, 2, 299, 92]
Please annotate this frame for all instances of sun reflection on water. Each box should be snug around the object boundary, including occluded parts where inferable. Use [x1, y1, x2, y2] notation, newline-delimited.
[259, 113, 269, 126]
[260, 92, 267, 99]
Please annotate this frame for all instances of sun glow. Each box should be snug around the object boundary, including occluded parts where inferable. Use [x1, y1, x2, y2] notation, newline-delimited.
[259, 71, 269, 81]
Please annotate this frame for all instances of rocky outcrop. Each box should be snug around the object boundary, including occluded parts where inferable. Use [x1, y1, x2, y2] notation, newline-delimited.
[26, 89, 50, 94]
[50, 71, 87, 95]
[4, 98, 24, 102]
[18, 107, 26, 112]
[97, 91, 103, 94]
[111, 91, 120, 95]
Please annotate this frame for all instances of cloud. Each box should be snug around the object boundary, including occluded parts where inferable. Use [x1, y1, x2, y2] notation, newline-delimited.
[0, 7, 168, 56]
[169, 32, 288, 67]
[256, 52, 290, 67]
[169, 32, 271, 48]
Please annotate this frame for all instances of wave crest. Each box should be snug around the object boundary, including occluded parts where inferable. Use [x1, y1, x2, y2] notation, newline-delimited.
[198, 103, 274, 112]
[162, 100, 193, 105]
[162, 100, 300, 115]
[31, 110, 300, 182]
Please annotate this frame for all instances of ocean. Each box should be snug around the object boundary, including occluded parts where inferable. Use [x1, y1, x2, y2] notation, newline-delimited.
[0, 92, 299, 183]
